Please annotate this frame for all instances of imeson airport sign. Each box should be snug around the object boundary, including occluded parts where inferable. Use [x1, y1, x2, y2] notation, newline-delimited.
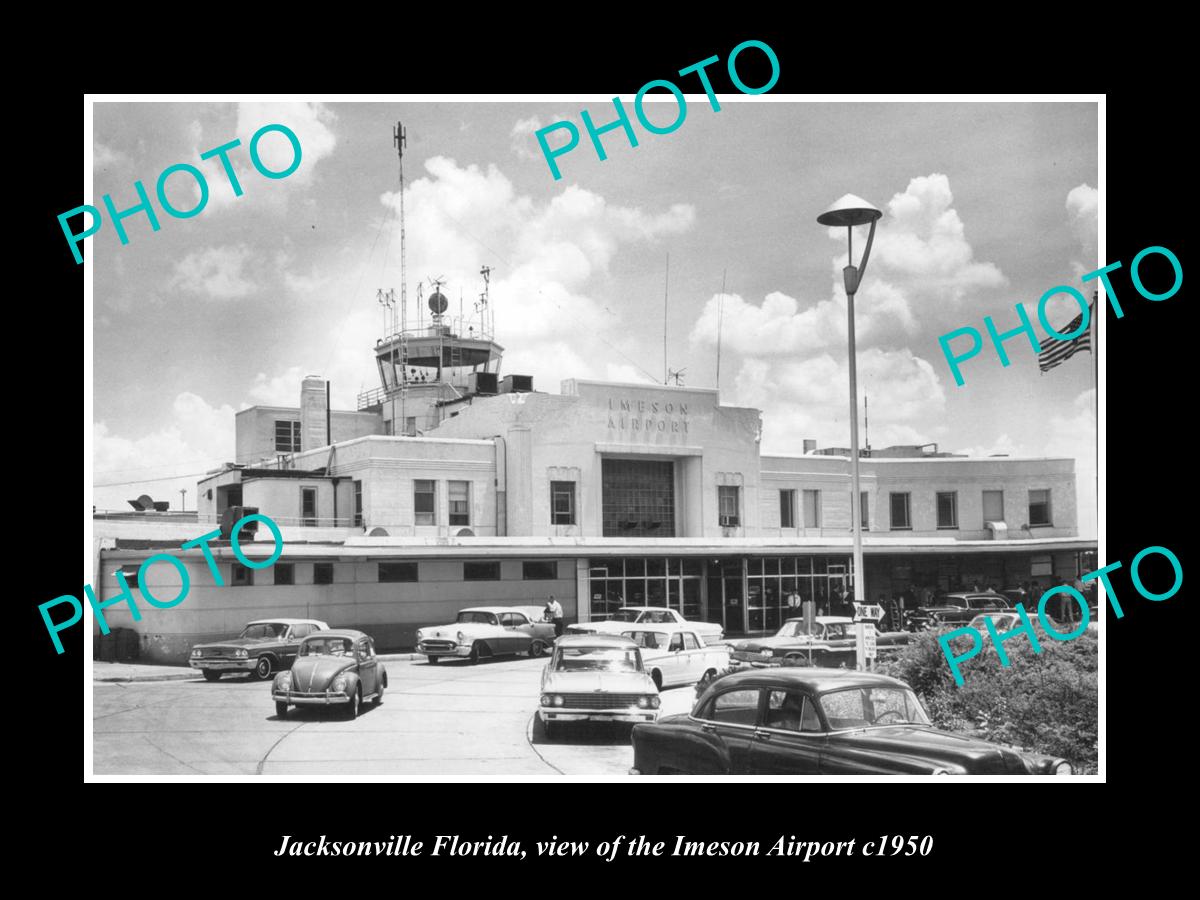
[606, 396, 691, 435]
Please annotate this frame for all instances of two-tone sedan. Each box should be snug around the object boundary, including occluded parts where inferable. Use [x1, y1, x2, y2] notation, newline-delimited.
[272, 630, 387, 720]
[566, 607, 723, 643]
[630, 667, 1073, 775]
[416, 606, 556, 664]
[538, 635, 661, 739]
[728, 616, 911, 669]
[188, 619, 329, 681]
[905, 593, 1012, 630]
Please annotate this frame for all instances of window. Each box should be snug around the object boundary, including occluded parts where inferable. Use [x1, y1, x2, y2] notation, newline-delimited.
[1029, 489, 1052, 527]
[780, 490, 796, 528]
[890, 492, 911, 530]
[765, 690, 822, 733]
[936, 491, 958, 529]
[313, 562, 334, 585]
[983, 489, 1004, 523]
[289, 623, 315, 640]
[708, 689, 761, 726]
[301, 487, 317, 526]
[232, 563, 254, 586]
[551, 481, 576, 525]
[274, 563, 295, 585]
[378, 562, 419, 583]
[522, 561, 558, 580]
[718, 485, 740, 526]
[499, 612, 529, 627]
[414, 480, 436, 526]
[274, 419, 301, 453]
[668, 632, 685, 652]
[354, 481, 363, 527]
[803, 489, 821, 529]
[117, 564, 140, 583]
[449, 480, 470, 526]
[860, 491, 869, 531]
[683, 633, 700, 651]
[463, 561, 500, 581]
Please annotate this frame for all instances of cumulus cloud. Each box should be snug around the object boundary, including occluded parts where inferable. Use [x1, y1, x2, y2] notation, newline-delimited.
[248, 365, 307, 406]
[169, 245, 257, 299]
[1043, 388, 1097, 539]
[93, 392, 238, 511]
[93, 140, 125, 170]
[1066, 183, 1098, 281]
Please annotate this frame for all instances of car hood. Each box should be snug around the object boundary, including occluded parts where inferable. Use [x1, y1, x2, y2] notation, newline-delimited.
[831, 726, 1031, 773]
[285, 657, 356, 690]
[192, 636, 275, 650]
[730, 636, 799, 652]
[542, 670, 656, 694]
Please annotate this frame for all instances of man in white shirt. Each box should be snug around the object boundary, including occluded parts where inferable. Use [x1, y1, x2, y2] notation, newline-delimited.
[545, 595, 565, 637]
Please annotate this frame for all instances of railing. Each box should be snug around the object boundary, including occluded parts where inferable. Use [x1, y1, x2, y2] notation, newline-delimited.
[93, 510, 360, 528]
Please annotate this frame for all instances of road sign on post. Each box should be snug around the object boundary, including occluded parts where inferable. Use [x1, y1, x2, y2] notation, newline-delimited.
[855, 622, 877, 671]
[854, 603, 884, 623]
[802, 600, 815, 666]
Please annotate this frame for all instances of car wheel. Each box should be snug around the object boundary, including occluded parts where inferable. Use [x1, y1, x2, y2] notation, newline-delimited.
[252, 657, 273, 680]
[697, 669, 716, 690]
[530, 639, 546, 658]
[275, 701, 288, 718]
[346, 687, 361, 720]
[468, 643, 481, 665]
[373, 676, 385, 707]
[651, 670, 663, 691]
[202, 670, 222, 682]
[427, 655, 439, 665]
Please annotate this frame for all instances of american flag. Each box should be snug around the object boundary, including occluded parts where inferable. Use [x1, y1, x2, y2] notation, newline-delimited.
[1038, 303, 1093, 373]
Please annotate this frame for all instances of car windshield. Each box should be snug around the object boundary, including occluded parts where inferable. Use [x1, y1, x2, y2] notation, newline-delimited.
[300, 637, 353, 657]
[818, 687, 931, 730]
[457, 612, 499, 626]
[240, 623, 286, 640]
[609, 610, 641, 622]
[621, 631, 667, 649]
[554, 647, 642, 672]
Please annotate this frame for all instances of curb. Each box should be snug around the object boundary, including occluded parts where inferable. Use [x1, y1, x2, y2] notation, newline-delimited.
[94, 670, 198, 683]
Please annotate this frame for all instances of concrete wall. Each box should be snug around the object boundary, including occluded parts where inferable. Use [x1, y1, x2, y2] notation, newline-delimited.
[94, 550, 577, 663]
[235, 405, 383, 464]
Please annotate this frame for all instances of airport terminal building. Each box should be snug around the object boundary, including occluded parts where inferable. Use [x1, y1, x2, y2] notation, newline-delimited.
[93, 306, 1095, 662]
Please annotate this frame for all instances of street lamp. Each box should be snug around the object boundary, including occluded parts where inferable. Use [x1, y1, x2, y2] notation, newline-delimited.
[817, 194, 882, 669]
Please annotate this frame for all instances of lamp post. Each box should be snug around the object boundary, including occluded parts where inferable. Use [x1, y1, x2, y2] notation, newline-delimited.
[817, 194, 882, 670]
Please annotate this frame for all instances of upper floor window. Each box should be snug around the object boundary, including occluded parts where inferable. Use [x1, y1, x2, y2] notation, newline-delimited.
[719, 486, 740, 527]
[1029, 489, 1052, 527]
[449, 481, 470, 526]
[414, 480, 436, 526]
[275, 420, 301, 453]
[354, 481, 363, 527]
[803, 489, 821, 529]
[301, 487, 317, 527]
[860, 491, 869, 531]
[551, 481, 576, 525]
[890, 492, 912, 530]
[936, 492, 958, 529]
[780, 490, 796, 528]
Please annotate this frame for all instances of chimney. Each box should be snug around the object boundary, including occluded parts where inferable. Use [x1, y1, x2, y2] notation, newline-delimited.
[803, 439, 817, 454]
[300, 376, 328, 453]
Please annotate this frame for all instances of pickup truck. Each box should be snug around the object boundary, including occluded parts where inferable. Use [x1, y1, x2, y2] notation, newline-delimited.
[618, 625, 731, 691]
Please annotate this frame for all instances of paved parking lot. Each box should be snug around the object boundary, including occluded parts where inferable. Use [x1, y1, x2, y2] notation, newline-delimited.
[92, 656, 695, 776]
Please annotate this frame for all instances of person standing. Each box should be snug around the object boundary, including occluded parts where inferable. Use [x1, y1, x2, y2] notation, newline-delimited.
[545, 595, 565, 638]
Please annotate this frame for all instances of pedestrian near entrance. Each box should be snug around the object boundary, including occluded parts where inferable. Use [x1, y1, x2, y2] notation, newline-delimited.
[545, 595, 564, 637]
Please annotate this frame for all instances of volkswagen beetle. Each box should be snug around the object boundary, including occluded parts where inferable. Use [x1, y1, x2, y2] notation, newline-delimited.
[272, 630, 387, 720]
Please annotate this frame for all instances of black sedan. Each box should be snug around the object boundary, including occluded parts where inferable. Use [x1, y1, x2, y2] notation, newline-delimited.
[904, 592, 1011, 630]
[630, 668, 1072, 775]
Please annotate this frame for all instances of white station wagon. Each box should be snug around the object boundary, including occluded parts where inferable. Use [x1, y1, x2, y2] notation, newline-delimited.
[416, 605, 556, 664]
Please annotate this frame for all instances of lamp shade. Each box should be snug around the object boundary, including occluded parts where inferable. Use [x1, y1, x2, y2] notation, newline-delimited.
[817, 194, 883, 227]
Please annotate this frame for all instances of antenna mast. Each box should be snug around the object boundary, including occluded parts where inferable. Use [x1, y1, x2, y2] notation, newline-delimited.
[663, 251, 670, 384]
[394, 122, 408, 334]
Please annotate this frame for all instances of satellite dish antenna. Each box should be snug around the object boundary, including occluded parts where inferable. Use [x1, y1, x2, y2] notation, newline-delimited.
[368, 527, 390, 537]
[428, 291, 449, 314]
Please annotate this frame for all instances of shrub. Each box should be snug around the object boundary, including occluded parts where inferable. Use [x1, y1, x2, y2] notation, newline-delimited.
[878, 629, 1098, 774]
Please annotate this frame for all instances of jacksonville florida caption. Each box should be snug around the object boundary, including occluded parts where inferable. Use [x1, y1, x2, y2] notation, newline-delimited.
[275, 835, 527, 858]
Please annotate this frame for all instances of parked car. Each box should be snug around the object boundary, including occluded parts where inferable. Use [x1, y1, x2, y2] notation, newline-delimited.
[416, 605, 556, 664]
[566, 607, 723, 643]
[538, 635, 660, 739]
[728, 616, 911, 669]
[619, 625, 731, 690]
[629, 667, 1073, 775]
[272, 630, 387, 720]
[905, 593, 1011, 630]
[188, 618, 329, 681]
[968, 608, 1097, 636]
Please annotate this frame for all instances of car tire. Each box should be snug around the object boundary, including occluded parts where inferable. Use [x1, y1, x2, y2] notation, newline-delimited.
[346, 687, 361, 720]
[427, 655, 439, 665]
[529, 639, 546, 658]
[468, 643, 481, 665]
[373, 675, 385, 707]
[252, 657, 273, 680]
[651, 670, 663, 691]
[202, 670, 222, 682]
[275, 701, 288, 718]
[697, 669, 716, 690]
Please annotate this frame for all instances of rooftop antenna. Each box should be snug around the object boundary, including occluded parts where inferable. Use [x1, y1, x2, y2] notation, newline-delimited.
[479, 265, 493, 337]
[716, 269, 727, 391]
[667, 367, 686, 386]
[663, 251, 670, 384]
[393, 122, 408, 335]
[864, 394, 870, 452]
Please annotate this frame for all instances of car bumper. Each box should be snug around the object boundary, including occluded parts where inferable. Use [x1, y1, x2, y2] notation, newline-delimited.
[539, 709, 659, 724]
[273, 691, 350, 706]
[417, 642, 473, 658]
[190, 659, 255, 671]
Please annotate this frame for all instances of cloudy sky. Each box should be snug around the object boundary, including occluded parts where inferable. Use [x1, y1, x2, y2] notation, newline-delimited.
[90, 99, 1098, 536]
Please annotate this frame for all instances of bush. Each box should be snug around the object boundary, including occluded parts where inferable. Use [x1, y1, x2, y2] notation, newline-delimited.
[878, 628, 1098, 773]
